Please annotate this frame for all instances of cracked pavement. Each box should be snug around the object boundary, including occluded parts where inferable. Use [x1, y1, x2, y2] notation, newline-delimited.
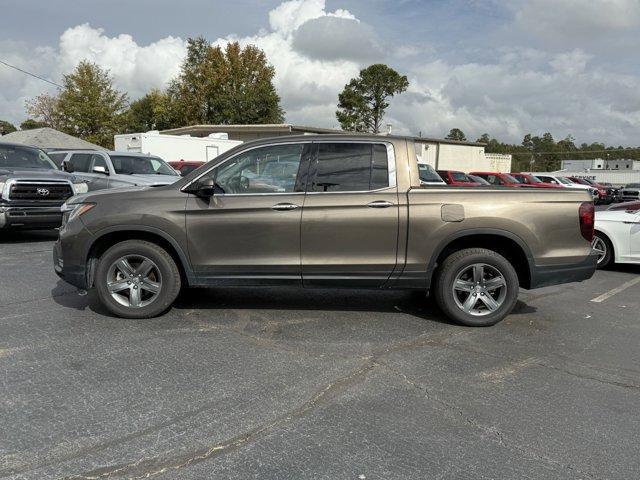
[1, 230, 639, 479]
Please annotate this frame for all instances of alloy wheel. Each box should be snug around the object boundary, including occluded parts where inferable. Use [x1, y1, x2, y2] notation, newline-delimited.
[106, 255, 162, 308]
[452, 263, 508, 316]
[592, 236, 607, 265]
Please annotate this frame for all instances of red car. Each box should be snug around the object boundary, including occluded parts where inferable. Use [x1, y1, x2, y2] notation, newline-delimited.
[566, 177, 610, 204]
[436, 170, 481, 186]
[469, 171, 525, 187]
[510, 172, 564, 189]
[169, 160, 205, 176]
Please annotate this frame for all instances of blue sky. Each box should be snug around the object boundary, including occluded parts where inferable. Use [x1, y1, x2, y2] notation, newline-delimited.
[1, 0, 640, 145]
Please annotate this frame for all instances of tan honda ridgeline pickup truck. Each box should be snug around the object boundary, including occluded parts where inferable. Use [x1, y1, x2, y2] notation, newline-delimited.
[54, 134, 597, 326]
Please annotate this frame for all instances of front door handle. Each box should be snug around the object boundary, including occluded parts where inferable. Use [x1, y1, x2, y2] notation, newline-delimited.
[271, 203, 299, 211]
[367, 200, 394, 208]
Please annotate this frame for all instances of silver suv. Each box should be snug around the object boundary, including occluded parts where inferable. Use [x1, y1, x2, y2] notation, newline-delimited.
[56, 150, 180, 191]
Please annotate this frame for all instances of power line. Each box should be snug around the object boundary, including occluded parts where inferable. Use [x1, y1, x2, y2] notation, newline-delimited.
[0, 59, 63, 89]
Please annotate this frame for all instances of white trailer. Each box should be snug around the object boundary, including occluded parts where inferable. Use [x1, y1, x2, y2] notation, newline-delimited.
[114, 131, 242, 163]
[551, 170, 640, 187]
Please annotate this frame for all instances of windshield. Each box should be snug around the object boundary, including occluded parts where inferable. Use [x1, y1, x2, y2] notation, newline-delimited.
[451, 171, 470, 182]
[503, 174, 520, 183]
[0, 145, 57, 170]
[557, 177, 573, 185]
[626, 183, 640, 188]
[418, 163, 443, 182]
[110, 155, 178, 176]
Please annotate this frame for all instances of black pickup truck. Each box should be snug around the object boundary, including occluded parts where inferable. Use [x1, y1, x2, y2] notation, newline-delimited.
[0, 142, 88, 230]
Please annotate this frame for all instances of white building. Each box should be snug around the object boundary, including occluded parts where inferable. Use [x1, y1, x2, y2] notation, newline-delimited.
[561, 158, 640, 171]
[162, 124, 508, 173]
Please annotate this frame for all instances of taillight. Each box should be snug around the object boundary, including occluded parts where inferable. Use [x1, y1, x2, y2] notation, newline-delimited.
[579, 201, 594, 242]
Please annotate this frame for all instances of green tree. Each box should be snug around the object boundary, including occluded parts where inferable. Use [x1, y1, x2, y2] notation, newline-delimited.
[168, 38, 284, 125]
[124, 89, 176, 132]
[476, 133, 490, 144]
[336, 64, 409, 133]
[20, 119, 48, 130]
[55, 61, 128, 148]
[0, 120, 17, 135]
[445, 128, 467, 142]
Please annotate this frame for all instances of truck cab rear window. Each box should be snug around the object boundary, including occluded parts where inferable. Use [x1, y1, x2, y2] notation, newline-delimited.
[311, 143, 389, 192]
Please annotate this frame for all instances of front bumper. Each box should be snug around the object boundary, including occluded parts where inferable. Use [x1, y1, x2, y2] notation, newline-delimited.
[53, 219, 94, 289]
[529, 253, 598, 289]
[0, 205, 63, 229]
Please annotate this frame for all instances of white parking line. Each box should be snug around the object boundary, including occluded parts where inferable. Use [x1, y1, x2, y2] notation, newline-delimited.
[590, 277, 640, 303]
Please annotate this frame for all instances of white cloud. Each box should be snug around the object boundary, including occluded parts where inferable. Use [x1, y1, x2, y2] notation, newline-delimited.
[0, 25, 187, 129]
[515, 0, 640, 45]
[57, 24, 186, 98]
[212, 0, 369, 127]
[387, 48, 640, 144]
[549, 49, 591, 76]
[2, 0, 640, 146]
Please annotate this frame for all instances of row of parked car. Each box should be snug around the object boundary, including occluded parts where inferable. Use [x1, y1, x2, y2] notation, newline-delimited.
[421, 166, 639, 205]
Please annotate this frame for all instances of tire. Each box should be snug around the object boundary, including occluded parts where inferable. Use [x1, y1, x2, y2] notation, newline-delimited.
[592, 232, 613, 269]
[95, 240, 181, 318]
[434, 248, 519, 327]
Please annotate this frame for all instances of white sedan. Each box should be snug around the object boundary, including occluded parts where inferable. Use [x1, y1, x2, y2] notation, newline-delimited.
[593, 203, 640, 268]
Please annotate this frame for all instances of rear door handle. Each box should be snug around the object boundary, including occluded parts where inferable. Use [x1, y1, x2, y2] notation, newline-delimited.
[367, 200, 394, 208]
[271, 203, 299, 211]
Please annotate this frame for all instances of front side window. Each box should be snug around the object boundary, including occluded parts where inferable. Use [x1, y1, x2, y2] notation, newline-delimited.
[211, 144, 304, 194]
[90, 154, 108, 171]
[311, 143, 389, 192]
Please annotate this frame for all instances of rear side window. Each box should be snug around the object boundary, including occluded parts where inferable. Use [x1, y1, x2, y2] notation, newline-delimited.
[310, 143, 389, 192]
[487, 175, 502, 185]
[69, 153, 92, 173]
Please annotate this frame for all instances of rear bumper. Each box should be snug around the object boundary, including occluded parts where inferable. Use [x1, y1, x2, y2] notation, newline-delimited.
[529, 253, 598, 289]
[0, 205, 63, 229]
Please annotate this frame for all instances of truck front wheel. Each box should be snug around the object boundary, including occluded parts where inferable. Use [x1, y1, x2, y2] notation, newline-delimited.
[95, 240, 181, 319]
[434, 248, 519, 327]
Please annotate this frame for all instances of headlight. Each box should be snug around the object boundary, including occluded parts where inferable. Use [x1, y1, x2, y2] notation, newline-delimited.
[61, 202, 96, 223]
[72, 182, 89, 194]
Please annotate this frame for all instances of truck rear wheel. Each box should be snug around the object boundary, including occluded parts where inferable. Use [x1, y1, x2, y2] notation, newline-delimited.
[434, 248, 519, 327]
[95, 240, 181, 319]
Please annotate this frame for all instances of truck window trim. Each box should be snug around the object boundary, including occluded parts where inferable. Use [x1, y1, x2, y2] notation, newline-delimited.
[181, 140, 396, 196]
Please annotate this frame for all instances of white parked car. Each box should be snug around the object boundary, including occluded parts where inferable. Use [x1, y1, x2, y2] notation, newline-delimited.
[593, 203, 640, 268]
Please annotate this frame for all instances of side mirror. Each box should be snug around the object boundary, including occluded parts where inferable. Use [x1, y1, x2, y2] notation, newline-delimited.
[63, 162, 74, 173]
[93, 165, 108, 175]
[187, 177, 216, 197]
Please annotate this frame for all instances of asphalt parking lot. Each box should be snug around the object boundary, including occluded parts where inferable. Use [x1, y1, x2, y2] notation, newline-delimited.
[1, 229, 639, 480]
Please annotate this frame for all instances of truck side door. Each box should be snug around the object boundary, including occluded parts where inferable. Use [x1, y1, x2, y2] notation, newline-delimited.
[185, 142, 311, 285]
[301, 141, 399, 288]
